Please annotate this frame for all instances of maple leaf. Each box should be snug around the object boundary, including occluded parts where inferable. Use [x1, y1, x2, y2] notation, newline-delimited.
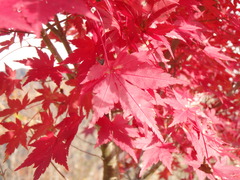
[183, 122, 227, 164]
[212, 160, 240, 180]
[139, 143, 175, 177]
[0, 64, 21, 96]
[96, 115, 138, 162]
[29, 111, 55, 143]
[0, 94, 30, 119]
[0, 37, 15, 53]
[204, 46, 236, 62]
[16, 114, 83, 180]
[15, 133, 60, 180]
[62, 37, 96, 65]
[17, 48, 70, 86]
[0, 0, 31, 32]
[31, 85, 67, 111]
[83, 51, 183, 140]
[0, 118, 28, 161]
[0, 0, 97, 35]
[164, 90, 199, 127]
[61, 37, 97, 83]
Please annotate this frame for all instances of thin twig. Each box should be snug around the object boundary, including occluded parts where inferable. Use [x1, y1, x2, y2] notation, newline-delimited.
[0, 46, 33, 61]
[50, 161, 67, 180]
[0, 164, 6, 180]
[71, 144, 104, 161]
[76, 135, 95, 146]
[0, 28, 33, 35]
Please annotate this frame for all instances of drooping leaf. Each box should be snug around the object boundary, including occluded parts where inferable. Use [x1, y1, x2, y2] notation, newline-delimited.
[16, 114, 83, 180]
[15, 133, 59, 180]
[0, 118, 28, 161]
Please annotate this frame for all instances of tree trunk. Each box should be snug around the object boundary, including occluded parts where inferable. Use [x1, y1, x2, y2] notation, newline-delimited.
[101, 142, 120, 180]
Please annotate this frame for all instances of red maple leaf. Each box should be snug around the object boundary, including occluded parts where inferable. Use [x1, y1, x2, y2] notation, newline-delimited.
[96, 115, 138, 162]
[29, 111, 55, 142]
[16, 114, 83, 180]
[0, 0, 31, 32]
[15, 133, 61, 180]
[31, 85, 67, 111]
[0, 94, 30, 119]
[0, 64, 21, 96]
[17, 48, 70, 86]
[0, 118, 28, 161]
[83, 51, 183, 140]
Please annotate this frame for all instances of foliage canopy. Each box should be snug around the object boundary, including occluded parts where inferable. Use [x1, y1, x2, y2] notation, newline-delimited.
[0, 0, 239, 179]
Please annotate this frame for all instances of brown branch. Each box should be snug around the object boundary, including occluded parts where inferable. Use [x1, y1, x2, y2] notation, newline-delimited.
[41, 29, 73, 79]
[41, 29, 63, 63]
[141, 162, 162, 179]
[54, 16, 73, 55]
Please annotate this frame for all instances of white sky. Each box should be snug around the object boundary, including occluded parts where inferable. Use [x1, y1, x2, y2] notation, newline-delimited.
[0, 35, 69, 71]
[0, 35, 39, 71]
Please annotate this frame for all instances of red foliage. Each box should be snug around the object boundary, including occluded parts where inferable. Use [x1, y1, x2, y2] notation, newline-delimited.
[0, 0, 239, 179]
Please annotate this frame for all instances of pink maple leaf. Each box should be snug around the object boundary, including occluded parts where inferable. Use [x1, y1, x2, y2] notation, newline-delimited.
[0, 0, 97, 35]
[139, 143, 175, 177]
[83, 51, 183, 140]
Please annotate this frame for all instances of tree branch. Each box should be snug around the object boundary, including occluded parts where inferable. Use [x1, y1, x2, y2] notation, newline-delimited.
[41, 29, 63, 63]
[41, 29, 73, 79]
[46, 17, 72, 55]
[142, 162, 162, 180]
[101, 142, 120, 180]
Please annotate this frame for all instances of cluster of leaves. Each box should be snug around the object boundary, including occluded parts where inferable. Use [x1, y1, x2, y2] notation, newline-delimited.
[0, 0, 239, 179]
